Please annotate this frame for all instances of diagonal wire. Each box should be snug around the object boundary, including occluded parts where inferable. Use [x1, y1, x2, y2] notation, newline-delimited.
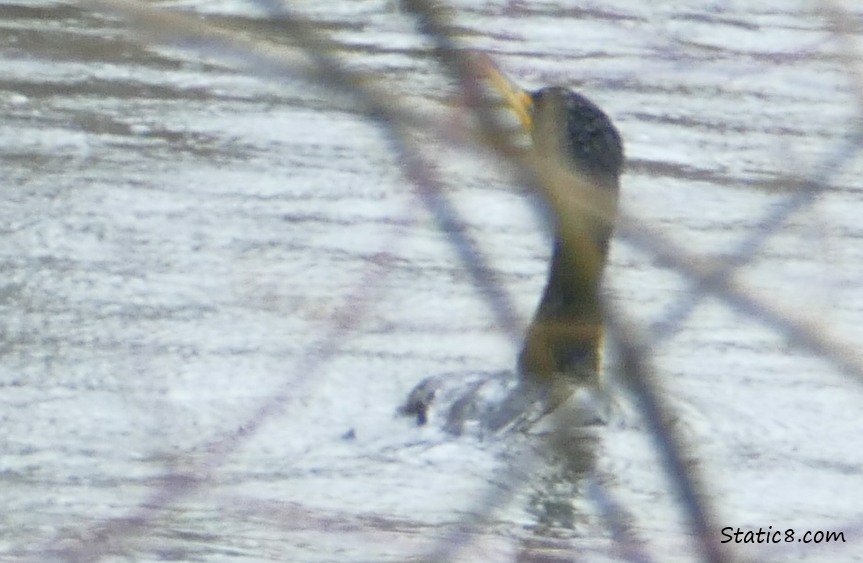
[398, 3, 730, 563]
[647, 125, 863, 345]
[72, 4, 863, 563]
[78, 0, 493, 154]
[648, 1, 863, 346]
[586, 476, 657, 563]
[605, 303, 728, 563]
[243, 0, 529, 343]
[61, 2, 534, 561]
[618, 211, 863, 387]
[398, 2, 727, 562]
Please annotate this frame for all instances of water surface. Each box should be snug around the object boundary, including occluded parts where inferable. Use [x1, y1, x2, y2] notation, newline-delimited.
[2, 1, 863, 561]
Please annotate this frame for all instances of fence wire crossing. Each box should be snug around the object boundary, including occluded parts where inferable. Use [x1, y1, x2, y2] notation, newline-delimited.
[11, 1, 863, 562]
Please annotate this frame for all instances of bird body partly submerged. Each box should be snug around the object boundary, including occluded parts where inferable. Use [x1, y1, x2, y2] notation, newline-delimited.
[401, 73, 624, 435]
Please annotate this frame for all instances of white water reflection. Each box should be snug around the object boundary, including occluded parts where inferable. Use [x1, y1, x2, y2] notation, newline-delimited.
[2, 1, 863, 562]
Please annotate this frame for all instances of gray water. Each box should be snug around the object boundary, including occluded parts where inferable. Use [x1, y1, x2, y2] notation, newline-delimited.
[3, 1, 863, 562]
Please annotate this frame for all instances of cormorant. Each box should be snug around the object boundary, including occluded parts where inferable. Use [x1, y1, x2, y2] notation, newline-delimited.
[401, 66, 624, 434]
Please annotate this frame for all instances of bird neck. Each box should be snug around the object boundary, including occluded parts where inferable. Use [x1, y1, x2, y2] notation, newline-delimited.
[518, 232, 610, 382]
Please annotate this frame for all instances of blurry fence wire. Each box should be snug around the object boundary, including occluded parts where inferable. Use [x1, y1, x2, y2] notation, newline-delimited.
[5, 0, 863, 562]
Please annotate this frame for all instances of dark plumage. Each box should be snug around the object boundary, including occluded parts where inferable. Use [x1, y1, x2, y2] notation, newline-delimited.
[531, 87, 623, 186]
[401, 73, 624, 433]
[518, 86, 623, 388]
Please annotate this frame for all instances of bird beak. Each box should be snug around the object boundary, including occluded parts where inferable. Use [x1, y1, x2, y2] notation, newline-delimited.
[482, 63, 534, 132]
